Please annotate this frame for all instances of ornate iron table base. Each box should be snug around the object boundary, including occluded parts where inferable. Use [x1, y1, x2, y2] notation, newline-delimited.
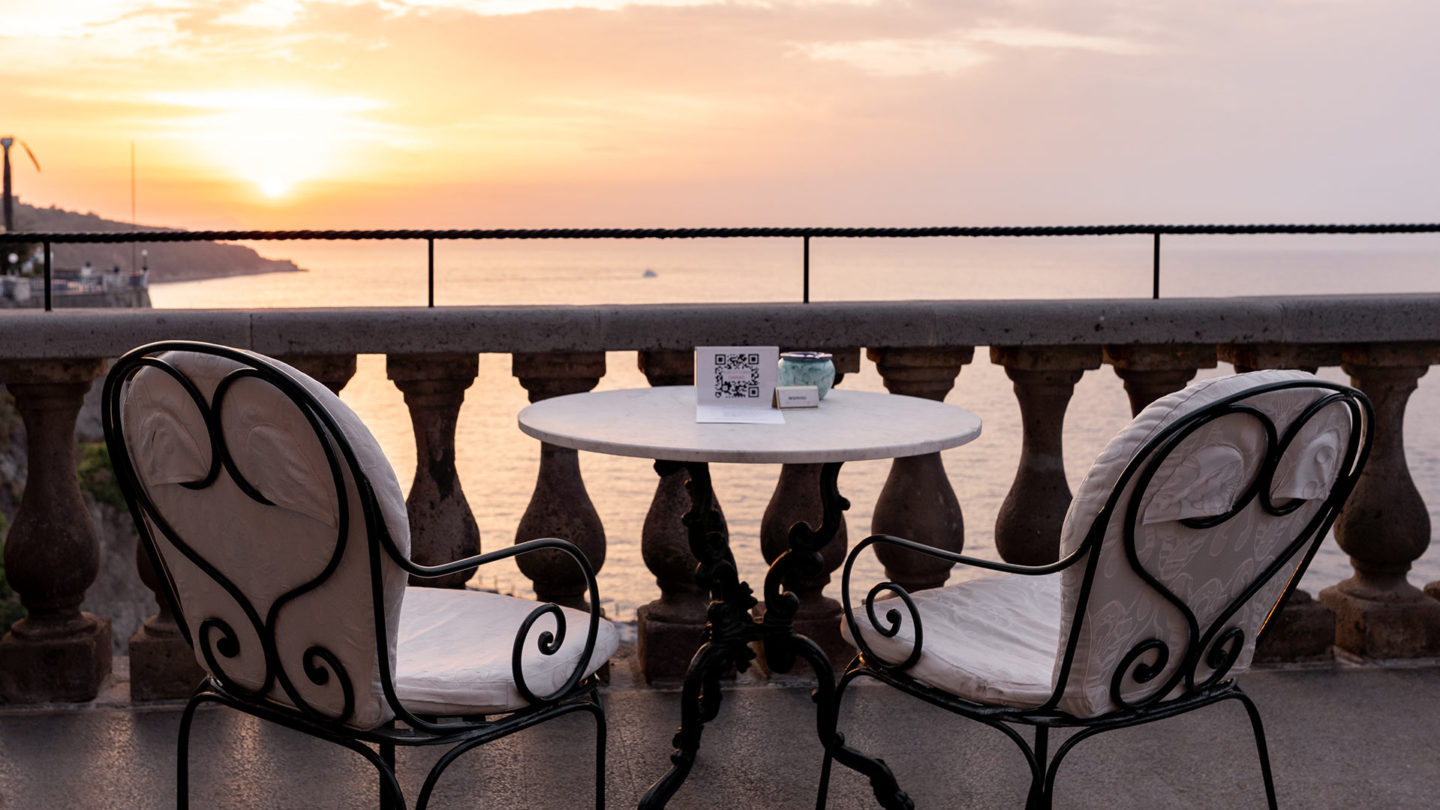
[638, 460, 911, 810]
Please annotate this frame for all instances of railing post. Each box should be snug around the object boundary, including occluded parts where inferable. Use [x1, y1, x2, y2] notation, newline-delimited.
[1104, 344, 1218, 416]
[866, 347, 974, 591]
[758, 347, 861, 667]
[1320, 343, 1440, 657]
[0, 358, 112, 703]
[513, 351, 607, 610]
[990, 346, 1102, 565]
[387, 353, 481, 588]
[633, 349, 718, 681]
[1219, 344, 1342, 662]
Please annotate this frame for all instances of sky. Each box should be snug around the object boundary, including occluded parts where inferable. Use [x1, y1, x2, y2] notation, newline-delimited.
[1, 0, 1437, 231]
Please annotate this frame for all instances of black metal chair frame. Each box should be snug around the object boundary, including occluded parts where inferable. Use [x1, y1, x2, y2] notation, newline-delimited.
[102, 341, 609, 810]
[818, 378, 1373, 810]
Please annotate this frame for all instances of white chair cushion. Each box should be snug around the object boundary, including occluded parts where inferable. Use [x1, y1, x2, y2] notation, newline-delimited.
[842, 573, 1062, 709]
[123, 349, 411, 730]
[396, 587, 620, 715]
[1054, 370, 1352, 717]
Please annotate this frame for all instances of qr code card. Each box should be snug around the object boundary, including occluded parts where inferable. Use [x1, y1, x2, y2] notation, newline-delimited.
[695, 346, 782, 423]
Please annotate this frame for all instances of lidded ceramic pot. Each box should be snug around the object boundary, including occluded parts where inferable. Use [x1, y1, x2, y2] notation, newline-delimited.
[777, 351, 835, 399]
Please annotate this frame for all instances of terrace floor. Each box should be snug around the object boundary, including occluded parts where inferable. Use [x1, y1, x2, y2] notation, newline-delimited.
[2, 648, 1437, 809]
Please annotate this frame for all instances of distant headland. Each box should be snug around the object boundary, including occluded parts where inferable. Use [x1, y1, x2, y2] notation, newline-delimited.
[10, 200, 303, 283]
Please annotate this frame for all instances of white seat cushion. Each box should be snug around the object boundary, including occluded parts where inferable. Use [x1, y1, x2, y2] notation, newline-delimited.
[842, 573, 1062, 709]
[396, 587, 620, 715]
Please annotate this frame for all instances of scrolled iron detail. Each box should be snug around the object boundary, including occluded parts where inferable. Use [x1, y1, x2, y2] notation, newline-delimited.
[1197, 626, 1245, 689]
[1110, 638, 1171, 710]
[196, 616, 269, 700]
[858, 581, 924, 672]
[511, 602, 572, 705]
[299, 645, 356, 725]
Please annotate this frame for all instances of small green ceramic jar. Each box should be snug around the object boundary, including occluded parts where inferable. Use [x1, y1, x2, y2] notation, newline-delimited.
[777, 351, 835, 399]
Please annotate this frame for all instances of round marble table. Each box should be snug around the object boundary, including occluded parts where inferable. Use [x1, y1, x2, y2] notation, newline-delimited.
[518, 386, 981, 809]
[518, 385, 982, 464]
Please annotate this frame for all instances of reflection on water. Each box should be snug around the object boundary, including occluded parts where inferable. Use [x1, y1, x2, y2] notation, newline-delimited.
[151, 236, 1440, 618]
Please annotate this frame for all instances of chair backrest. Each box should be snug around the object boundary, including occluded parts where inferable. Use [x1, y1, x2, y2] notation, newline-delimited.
[103, 342, 412, 730]
[1050, 370, 1369, 717]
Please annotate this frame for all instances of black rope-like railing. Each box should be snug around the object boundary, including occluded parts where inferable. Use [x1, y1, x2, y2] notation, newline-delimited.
[3, 222, 1437, 310]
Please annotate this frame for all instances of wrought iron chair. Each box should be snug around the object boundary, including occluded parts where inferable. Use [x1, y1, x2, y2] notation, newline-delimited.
[102, 341, 618, 809]
[819, 370, 1372, 809]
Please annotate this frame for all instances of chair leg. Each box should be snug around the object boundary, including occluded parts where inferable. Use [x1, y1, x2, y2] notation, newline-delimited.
[813, 666, 854, 810]
[1027, 726, 1050, 810]
[176, 694, 207, 810]
[1231, 692, 1279, 810]
[589, 691, 608, 810]
[1043, 724, 1110, 810]
[379, 740, 397, 810]
[814, 667, 913, 810]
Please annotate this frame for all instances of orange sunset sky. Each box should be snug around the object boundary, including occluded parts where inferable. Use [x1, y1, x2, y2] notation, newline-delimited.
[1, 0, 1436, 231]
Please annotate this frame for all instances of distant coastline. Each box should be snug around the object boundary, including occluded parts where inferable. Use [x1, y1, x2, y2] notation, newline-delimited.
[11, 200, 304, 283]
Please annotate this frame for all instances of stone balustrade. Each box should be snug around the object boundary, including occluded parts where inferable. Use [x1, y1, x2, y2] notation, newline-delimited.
[1, 296, 1439, 702]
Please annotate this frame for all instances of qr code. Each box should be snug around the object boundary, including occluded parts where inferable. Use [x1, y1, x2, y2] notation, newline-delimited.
[714, 352, 761, 398]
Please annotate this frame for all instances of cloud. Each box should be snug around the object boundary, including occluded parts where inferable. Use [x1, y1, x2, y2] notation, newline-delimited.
[797, 19, 1155, 78]
[149, 88, 388, 113]
[800, 38, 991, 78]
[214, 0, 308, 28]
[968, 24, 1154, 56]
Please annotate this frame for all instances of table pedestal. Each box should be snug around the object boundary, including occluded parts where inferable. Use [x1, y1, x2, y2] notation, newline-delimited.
[638, 460, 910, 810]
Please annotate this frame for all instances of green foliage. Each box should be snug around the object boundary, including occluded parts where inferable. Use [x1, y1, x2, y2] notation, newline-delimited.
[77, 440, 127, 511]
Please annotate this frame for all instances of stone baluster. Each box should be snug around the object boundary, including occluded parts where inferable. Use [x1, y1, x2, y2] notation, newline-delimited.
[128, 353, 362, 701]
[1319, 344, 1440, 657]
[758, 348, 862, 667]
[1104, 344, 1218, 416]
[0, 358, 112, 703]
[276, 353, 360, 395]
[387, 354, 480, 588]
[990, 346, 1102, 566]
[513, 352, 607, 610]
[128, 544, 203, 701]
[1218, 344, 1335, 377]
[633, 350, 717, 681]
[1219, 344, 1341, 662]
[866, 347, 974, 591]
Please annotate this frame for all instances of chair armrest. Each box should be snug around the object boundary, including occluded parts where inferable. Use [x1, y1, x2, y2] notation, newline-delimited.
[841, 534, 1082, 672]
[429, 538, 604, 706]
[360, 479, 605, 706]
[380, 533, 604, 708]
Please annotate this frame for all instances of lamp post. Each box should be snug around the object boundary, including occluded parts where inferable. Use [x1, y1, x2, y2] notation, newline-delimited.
[1, 136, 41, 234]
[2, 137, 13, 233]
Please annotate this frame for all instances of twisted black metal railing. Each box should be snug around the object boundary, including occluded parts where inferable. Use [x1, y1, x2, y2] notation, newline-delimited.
[3, 222, 1438, 310]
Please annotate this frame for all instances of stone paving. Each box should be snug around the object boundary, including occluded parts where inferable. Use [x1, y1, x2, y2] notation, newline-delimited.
[1, 653, 1437, 809]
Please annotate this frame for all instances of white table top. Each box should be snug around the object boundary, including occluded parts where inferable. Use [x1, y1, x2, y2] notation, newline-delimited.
[517, 386, 982, 464]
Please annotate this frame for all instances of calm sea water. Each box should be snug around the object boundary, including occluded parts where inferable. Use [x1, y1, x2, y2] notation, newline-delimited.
[149, 235, 1440, 618]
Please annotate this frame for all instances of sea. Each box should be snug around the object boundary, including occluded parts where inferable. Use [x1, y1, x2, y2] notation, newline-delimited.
[148, 233, 1440, 620]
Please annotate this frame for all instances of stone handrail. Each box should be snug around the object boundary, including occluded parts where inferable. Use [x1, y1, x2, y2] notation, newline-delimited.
[1, 294, 1437, 701]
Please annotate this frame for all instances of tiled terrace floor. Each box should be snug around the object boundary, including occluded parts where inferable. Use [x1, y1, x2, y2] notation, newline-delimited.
[2, 653, 1437, 809]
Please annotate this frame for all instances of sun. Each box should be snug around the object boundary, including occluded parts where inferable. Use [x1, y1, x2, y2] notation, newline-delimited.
[259, 177, 291, 199]
[151, 88, 389, 205]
